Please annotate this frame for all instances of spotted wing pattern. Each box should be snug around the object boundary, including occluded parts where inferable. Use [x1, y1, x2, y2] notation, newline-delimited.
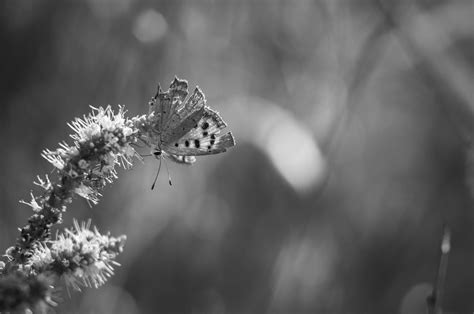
[163, 107, 235, 156]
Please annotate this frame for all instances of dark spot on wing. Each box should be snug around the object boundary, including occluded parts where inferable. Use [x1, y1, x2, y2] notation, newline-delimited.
[174, 143, 179, 147]
[210, 139, 215, 145]
[185, 140, 190, 147]
[203, 131, 208, 137]
[210, 134, 216, 140]
[194, 139, 200, 148]
[202, 122, 209, 130]
[207, 145, 212, 149]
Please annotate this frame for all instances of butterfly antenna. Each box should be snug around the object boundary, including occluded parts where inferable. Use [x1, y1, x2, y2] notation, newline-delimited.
[151, 156, 162, 190]
[163, 157, 173, 186]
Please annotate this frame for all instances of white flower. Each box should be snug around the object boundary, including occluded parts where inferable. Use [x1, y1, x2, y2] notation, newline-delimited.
[27, 244, 53, 271]
[27, 220, 126, 291]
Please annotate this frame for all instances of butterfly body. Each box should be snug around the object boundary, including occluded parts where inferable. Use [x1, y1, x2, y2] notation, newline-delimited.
[146, 77, 235, 164]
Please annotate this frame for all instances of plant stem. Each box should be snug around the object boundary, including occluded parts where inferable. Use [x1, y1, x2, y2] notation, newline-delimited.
[427, 225, 450, 314]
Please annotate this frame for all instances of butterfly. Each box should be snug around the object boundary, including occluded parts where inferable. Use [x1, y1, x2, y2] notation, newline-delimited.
[142, 77, 235, 187]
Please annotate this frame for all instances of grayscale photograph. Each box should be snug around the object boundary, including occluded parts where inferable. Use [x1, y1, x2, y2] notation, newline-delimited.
[0, 0, 473, 313]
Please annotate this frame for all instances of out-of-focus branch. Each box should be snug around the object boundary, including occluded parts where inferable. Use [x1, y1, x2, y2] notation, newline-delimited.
[323, 16, 391, 155]
[375, 0, 474, 140]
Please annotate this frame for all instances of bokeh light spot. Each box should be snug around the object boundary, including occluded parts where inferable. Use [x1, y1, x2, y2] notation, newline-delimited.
[264, 117, 326, 193]
[133, 9, 168, 44]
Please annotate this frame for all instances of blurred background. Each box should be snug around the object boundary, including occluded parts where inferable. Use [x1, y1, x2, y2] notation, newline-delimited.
[1, 0, 473, 313]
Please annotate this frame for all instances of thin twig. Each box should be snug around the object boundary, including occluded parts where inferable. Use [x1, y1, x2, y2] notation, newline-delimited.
[427, 225, 450, 314]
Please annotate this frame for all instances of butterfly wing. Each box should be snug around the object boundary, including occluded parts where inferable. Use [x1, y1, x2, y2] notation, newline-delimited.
[165, 153, 197, 164]
[148, 77, 189, 126]
[162, 107, 236, 156]
[160, 87, 207, 144]
[168, 77, 189, 112]
[169, 77, 188, 99]
[146, 77, 192, 147]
